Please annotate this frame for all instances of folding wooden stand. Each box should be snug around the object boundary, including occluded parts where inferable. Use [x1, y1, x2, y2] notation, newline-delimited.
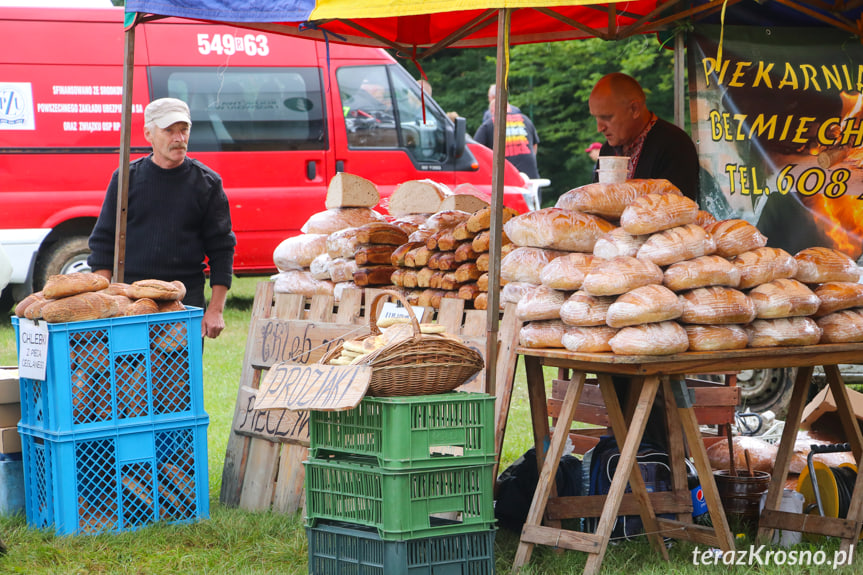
[510, 343, 863, 574]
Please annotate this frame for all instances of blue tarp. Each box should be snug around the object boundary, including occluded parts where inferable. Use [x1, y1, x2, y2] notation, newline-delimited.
[125, 0, 317, 22]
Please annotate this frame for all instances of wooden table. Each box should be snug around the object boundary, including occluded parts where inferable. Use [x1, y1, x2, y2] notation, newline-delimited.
[510, 343, 863, 574]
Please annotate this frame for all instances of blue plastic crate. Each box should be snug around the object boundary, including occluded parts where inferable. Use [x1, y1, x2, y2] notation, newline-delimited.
[308, 520, 496, 575]
[12, 309, 204, 433]
[18, 418, 209, 535]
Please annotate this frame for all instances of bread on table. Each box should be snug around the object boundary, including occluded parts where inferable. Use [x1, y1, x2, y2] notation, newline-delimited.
[501, 282, 535, 304]
[704, 219, 767, 258]
[540, 253, 595, 290]
[679, 286, 756, 324]
[609, 321, 689, 355]
[812, 282, 863, 317]
[520, 320, 566, 348]
[794, 247, 861, 284]
[555, 178, 681, 219]
[746, 317, 822, 347]
[328, 258, 358, 283]
[354, 222, 409, 245]
[593, 227, 648, 259]
[606, 284, 683, 328]
[561, 325, 618, 353]
[619, 193, 699, 235]
[273, 270, 335, 296]
[694, 210, 717, 228]
[501, 247, 568, 285]
[301, 207, 386, 235]
[355, 244, 397, 266]
[684, 324, 749, 351]
[560, 291, 615, 327]
[748, 278, 821, 319]
[418, 209, 471, 233]
[816, 308, 863, 343]
[309, 253, 332, 280]
[516, 285, 566, 321]
[324, 172, 380, 209]
[439, 193, 489, 214]
[731, 247, 798, 289]
[503, 207, 615, 252]
[662, 255, 741, 292]
[387, 179, 450, 216]
[582, 256, 663, 297]
[466, 206, 519, 233]
[635, 223, 716, 266]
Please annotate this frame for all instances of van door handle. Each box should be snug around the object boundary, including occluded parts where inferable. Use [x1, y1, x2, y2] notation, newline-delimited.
[306, 161, 316, 180]
[336, 160, 344, 173]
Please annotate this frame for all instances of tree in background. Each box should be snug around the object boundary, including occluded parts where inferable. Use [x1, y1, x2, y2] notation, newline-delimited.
[412, 36, 679, 205]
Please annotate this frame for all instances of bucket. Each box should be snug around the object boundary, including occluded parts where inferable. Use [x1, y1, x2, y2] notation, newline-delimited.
[714, 469, 771, 534]
[759, 489, 804, 547]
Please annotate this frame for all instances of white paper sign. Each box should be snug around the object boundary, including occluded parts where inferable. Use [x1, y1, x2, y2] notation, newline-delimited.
[379, 301, 425, 323]
[18, 319, 49, 381]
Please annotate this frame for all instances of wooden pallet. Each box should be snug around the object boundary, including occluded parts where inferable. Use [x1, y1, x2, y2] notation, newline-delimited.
[219, 282, 519, 513]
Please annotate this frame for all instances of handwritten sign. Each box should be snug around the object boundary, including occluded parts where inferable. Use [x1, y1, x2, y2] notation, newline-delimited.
[255, 363, 372, 412]
[250, 318, 367, 369]
[233, 385, 311, 445]
[18, 319, 49, 381]
[378, 301, 425, 323]
[455, 336, 486, 393]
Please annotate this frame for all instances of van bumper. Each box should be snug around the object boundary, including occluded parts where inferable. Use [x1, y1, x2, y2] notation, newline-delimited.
[0, 228, 51, 293]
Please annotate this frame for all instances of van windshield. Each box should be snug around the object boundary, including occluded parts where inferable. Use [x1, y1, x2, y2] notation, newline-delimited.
[338, 64, 448, 163]
[149, 66, 326, 151]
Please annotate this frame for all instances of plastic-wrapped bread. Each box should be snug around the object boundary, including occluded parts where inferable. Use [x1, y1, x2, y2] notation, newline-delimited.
[619, 193, 699, 235]
[582, 256, 663, 296]
[694, 210, 717, 228]
[501, 247, 568, 284]
[503, 207, 615, 252]
[273, 270, 335, 296]
[749, 278, 821, 319]
[704, 219, 767, 257]
[465, 206, 520, 233]
[301, 207, 386, 234]
[419, 210, 472, 233]
[328, 258, 359, 283]
[609, 321, 689, 355]
[680, 286, 756, 324]
[663, 255, 741, 292]
[555, 179, 681, 219]
[606, 285, 683, 328]
[813, 282, 863, 317]
[516, 285, 567, 321]
[561, 325, 618, 352]
[731, 247, 798, 289]
[684, 325, 749, 351]
[519, 320, 566, 348]
[636, 224, 717, 266]
[309, 253, 332, 280]
[540, 253, 594, 290]
[501, 282, 535, 305]
[560, 291, 615, 326]
[746, 317, 822, 347]
[794, 247, 861, 284]
[274, 234, 326, 271]
[593, 228, 649, 259]
[816, 308, 863, 343]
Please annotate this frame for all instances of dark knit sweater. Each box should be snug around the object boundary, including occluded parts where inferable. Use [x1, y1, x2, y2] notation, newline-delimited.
[88, 155, 236, 308]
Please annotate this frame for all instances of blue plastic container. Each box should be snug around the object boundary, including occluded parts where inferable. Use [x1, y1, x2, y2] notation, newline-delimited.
[0, 459, 25, 515]
[12, 308, 204, 434]
[18, 417, 209, 535]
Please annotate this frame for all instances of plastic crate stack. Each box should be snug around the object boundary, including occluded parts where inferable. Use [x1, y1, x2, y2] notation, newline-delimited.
[305, 392, 497, 574]
[11, 308, 209, 535]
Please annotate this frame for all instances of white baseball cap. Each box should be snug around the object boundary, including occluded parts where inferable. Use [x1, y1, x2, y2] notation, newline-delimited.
[144, 98, 192, 129]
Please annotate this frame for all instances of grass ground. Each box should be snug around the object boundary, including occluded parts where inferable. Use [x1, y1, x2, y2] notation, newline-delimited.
[0, 278, 858, 573]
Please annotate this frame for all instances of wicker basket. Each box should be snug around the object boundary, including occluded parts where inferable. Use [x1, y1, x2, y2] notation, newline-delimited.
[319, 290, 485, 397]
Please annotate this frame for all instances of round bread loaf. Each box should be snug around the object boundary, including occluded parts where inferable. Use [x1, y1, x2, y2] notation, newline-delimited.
[126, 279, 184, 301]
[43, 272, 109, 299]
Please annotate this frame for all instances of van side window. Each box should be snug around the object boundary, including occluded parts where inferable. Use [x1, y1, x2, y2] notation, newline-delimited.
[149, 67, 326, 152]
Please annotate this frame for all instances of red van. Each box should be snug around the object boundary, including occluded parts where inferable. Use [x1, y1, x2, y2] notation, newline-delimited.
[0, 4, 530, 307]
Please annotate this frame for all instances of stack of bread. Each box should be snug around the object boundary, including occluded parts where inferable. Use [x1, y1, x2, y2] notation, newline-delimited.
[515, 178, 863, 355]
[15, 274, 186, 323]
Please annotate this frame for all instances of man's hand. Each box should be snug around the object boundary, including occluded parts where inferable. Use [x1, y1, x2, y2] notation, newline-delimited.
[202, 284, 229, 339]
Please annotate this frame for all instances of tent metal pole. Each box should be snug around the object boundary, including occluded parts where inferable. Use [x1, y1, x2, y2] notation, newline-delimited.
[114, 26, 135, 283]
[674, 30, 684, 128]
[485, 8, 510, 397]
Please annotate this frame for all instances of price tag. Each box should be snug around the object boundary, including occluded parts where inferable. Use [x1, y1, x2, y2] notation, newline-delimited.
[379, 301, 424, 322]
[18, 319, 49, 381]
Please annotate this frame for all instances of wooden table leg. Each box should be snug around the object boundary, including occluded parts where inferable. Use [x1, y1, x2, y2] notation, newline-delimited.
[524, 355, 551, 472]
[662, 378, 691, 524]
[597, 374, 669, 558]
[512, 370, 587, 572]
[756, 366, 813, 544]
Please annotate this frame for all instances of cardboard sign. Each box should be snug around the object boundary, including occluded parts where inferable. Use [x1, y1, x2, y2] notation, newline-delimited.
[233, 385, 311, 445]
[250, 318, 367, 368]
[254, 362, 372, 412]
[17, 319, 48, 381]
[378, 301, 425, 323]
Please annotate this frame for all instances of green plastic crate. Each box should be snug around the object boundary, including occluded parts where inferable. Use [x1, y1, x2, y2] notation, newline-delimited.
[309, 393, 495, 469]
[307, 521, 495, 575]
[304, 458, 495, 541]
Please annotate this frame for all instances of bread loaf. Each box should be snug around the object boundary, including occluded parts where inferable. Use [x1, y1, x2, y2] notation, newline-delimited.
[42, 291, 119, 323]
[813, 282, 863, 317]
[816, 308, 863, 343]
[477, 272, 489, 292]
[474, 292, 489, 310]
[749, 278, 821, 319]
[408, 228, 435, 244]
[606, 284, 683, 328]
[326, 227, 362, 259]
[540, 253, 594, 290]
[435, 230, 459, 252]
[503, 207, 615, 252]
[516, 285, 566, 321]
[401, 269, 419, 288]
[439, 272, 463, 291]
[391, 241, 424, 267]
[109, 295, 133, 314]
[704, 219, 767, 257]
[555, 178, 681, 219]
[355, 244, 397, 266]
[15, 291, 45, 318]
[561, 325, 618, 353]
[391, 214, 428, 236]
[520, 320, 566, 348]
[388, 179, 450, 216]
[501, 247, 567, 284]
[352, 266, 396, 287]
[471, 229, 512, 253]
[24, 295, 53, 320]
[794, 247, 861, 284]
[695, 210, 717, 228]
[43, 273, 110, 299]
[158, 300, 186, 313]
[454, 242, 479, 263]
[608, 321, 689, 355]
[454, 262, 481, 284]
[684, 324, 749, 351]
[458, 283, 481, 301]
[390, 268, 406, 287]
[419, 210, 471, 233]
[662, 255, 741, 292]
[620, 193, 699, 235]
[301, 207, 386, 234]
[428, 252, 458, 271]
[439, 193, 489, 213]
[124, 297, 159, 316]
[309, 253, 332, 280]
[466, 206, 520, 233]
[593, 228, 648, 259]
[501, 282, 535, 304]
[679, 286, 756, 324]
[354, 222, 409, 246]
[636, 224, 716, 266]
[126, 279, 185, 301]
[328, 258, 359, 283]
[582, 256, 663, 296]
[325, 172, 380, 209]
[559, 290, 615, 326]
[405, 245, 432, 268]
[102, 283, 131, 296]
[731, 247, 798, 289]
[746, 317, 822, 347]
[273, 270, 335, 296]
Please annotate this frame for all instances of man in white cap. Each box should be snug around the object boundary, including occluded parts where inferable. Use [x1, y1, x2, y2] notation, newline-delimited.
[88, 98, 236, 339]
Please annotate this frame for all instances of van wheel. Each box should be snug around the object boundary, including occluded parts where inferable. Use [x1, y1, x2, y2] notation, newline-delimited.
[737, 367, 797, 419]
[34, 236, 92, 290]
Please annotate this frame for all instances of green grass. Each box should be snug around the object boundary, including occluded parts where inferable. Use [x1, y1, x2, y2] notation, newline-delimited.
[0, 280, 859, 574]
